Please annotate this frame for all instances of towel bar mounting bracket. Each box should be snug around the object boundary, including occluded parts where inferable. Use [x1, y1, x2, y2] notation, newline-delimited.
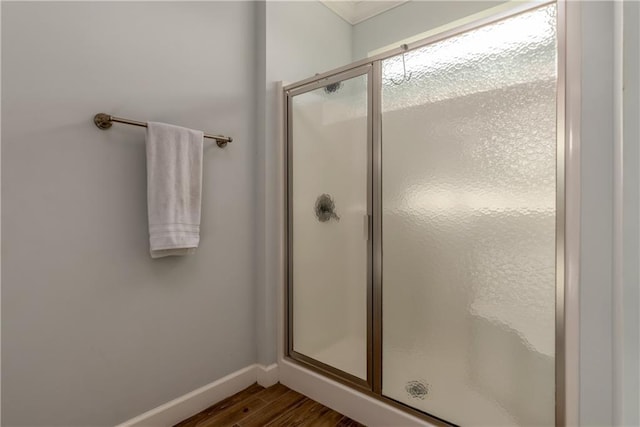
[94, 113, 113, 130]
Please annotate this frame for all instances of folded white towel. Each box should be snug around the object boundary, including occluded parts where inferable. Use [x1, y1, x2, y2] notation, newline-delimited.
[146, 122, 204, 258]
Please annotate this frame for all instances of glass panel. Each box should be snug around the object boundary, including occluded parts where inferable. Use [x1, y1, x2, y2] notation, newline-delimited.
[291, 73, 369, 380]
[381, 5, 557, 426]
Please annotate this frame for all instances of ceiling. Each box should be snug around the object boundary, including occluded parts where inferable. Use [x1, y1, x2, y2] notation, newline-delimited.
[320, 1, 409, 25]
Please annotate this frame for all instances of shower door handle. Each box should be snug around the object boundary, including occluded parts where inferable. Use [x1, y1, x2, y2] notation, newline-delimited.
[365, 214, 372, 241]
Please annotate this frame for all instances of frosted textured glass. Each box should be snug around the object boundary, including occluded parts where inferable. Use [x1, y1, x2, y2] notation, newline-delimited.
[291, 75, 368, 380]
[381, 5, 557, 426]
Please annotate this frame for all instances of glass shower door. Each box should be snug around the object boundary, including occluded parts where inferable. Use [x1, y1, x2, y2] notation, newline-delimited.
[288, 67, 371, 383]
[380, 4, 558, 426]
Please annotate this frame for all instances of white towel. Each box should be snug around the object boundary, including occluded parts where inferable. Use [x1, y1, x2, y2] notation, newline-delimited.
[146, 122, 204, 258]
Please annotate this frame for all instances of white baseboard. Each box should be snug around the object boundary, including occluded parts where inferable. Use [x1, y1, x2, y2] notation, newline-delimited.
[115, 359, 430, 427]
[257, 363, 279, 387]
[116, 364, 277, 427]
[279, 359, 432, 427]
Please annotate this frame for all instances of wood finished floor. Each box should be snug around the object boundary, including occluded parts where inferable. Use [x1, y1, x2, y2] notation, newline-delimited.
[174, 383, 366, 427]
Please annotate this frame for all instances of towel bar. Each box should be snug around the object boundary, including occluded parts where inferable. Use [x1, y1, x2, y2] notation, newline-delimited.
[93, 113, 233, 148]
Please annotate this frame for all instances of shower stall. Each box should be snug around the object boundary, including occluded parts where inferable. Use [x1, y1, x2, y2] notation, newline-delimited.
[284, 2, 564, 425]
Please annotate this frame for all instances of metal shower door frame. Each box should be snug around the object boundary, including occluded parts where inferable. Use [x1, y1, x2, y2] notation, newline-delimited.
[283, 1, 569, 425]
[285, 64, 375, 392]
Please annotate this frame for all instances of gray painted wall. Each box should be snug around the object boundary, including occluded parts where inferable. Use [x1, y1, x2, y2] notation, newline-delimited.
[351, 1, 503, 60]
[623, 1, 640, 425]
[580, 1, 615, 425]
[1, 2, 258, 425]
[267, 1, 353, 83]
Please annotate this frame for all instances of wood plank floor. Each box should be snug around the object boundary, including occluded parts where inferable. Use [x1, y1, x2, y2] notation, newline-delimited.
[174, 383, 366, 427]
